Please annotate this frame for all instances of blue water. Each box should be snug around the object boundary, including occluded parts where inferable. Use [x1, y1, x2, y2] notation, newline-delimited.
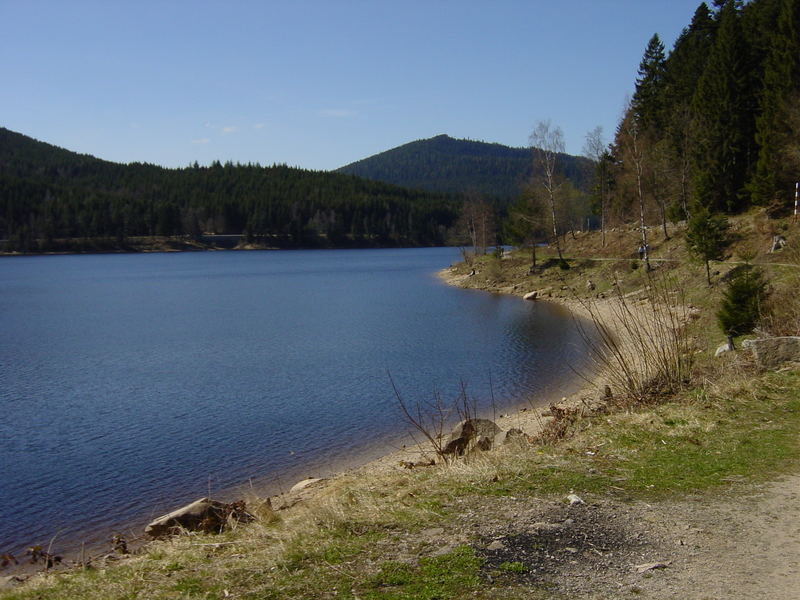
[0, 248, 588, 555]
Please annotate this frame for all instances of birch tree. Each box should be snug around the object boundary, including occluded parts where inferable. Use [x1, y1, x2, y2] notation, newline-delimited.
[529, 120, 566, 265]
[619, 108, 651, 271]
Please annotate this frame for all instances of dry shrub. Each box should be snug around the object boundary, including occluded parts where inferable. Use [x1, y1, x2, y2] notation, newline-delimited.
[531, 404, 582, 444]
[759, 246, 800, 336]
[574, 271, 694, 407]
[389, 375, 477, 465]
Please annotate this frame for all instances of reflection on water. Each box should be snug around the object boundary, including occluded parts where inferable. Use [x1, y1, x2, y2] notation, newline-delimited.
[0, 248, 590, 555]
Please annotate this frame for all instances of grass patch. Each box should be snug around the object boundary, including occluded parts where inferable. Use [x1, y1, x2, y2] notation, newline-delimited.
[434, 370, 800, 503]
[363, 546, 481, 599]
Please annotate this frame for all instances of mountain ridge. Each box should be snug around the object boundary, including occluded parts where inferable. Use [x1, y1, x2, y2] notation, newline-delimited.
[337, 134, 594, 200]
[0, 127, 458, 252]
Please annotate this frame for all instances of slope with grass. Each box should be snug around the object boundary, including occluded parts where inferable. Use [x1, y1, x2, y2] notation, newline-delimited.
[2, 211, 799, 599]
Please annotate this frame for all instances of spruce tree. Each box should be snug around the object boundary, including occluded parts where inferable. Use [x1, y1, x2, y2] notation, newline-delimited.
[633, 34, 668, 132]
[749, 0, 800, 208]
[685, 204, 730, 284]
[664, 3, 716, 108]
[662, 3, 716, 220]
[691, 0, 753, 213]
[717, 266, 769, 347]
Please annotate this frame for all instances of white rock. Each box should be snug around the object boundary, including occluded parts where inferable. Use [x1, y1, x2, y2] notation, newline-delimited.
[289, 478, 326, 494]
[714, 342, 733, 358]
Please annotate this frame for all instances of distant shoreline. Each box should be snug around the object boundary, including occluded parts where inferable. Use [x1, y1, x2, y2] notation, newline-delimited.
[0, 236, 452, 257]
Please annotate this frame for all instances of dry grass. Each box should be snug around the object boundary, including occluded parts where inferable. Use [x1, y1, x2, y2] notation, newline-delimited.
[759, 245, 800, 336]
[572, 272, 694, 407]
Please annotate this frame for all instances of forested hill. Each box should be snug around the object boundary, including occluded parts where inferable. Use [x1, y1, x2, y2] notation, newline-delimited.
[337, 134, 594, 200]
[0, 127, 459, 252]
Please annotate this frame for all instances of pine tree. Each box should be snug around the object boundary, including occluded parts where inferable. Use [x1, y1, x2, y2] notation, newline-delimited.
[685, 204, 730, 284]
[662, 3, 716, 219]
[633, 34, 668, 132]
[749, 0, 800, 208]
[691, 0, 753, 213]
[716, 266, 769, 346]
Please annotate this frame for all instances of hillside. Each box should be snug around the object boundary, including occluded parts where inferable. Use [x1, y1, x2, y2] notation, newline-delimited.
[0, 128, 459, 252]
[337, 134, 594, 201]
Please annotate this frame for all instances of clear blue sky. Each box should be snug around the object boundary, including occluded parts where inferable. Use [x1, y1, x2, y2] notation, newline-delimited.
[1, 1, 702, 171]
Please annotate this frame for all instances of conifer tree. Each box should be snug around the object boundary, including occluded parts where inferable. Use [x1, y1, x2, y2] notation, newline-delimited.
[633, 34, 668, 132]
[662, 3, 716, 219]
[664, 3, 716, 107]
[717, 266, 769, 347]
[691, 0, 753, 212]
[685, 204, 730, 284]
[749, 0, 800, 208]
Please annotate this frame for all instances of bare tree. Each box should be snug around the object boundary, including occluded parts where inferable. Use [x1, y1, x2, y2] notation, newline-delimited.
[668, 103, 693, 221]
[619, 108, 651, 271]
[583, 125, 609, 246]
[530, 120, 566, 264]
[456, 193, 495, 256]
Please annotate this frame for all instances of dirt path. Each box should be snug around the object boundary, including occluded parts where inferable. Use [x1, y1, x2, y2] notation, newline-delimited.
[644, 472, 800, 600]
[450, 469, 800, 599]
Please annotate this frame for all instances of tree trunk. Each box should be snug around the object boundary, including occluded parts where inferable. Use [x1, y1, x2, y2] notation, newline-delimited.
[635, 150, 650, 271]
[549, 193, 564, 262]
[660, 202, 669, 240]
[600, 202, 606, 247]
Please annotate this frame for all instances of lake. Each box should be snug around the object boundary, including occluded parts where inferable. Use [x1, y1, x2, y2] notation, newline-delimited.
[0, 247, 589, 557]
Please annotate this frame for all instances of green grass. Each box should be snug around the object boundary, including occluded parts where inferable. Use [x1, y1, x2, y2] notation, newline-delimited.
[363, 546, 482, 599]
[436, 371, 800, 503]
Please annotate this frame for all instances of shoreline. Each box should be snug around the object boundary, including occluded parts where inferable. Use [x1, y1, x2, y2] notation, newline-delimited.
[2, 261, 616, 582]
[0, 238, 453, 258]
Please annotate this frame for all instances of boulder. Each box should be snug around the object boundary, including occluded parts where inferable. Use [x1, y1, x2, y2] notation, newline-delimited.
[145, 497, 228, 538]
[501, 427, 528, 445]
[742, 337, 800, 368]
[442, 419, 502, 456]
[523, 291, 538, 301]
[714, 341, 734, 358]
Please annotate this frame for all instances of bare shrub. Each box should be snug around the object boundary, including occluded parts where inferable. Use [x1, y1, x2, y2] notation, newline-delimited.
[574, 272, 694, 407]
[389, 374, 476, 465]
[531, 404, 582, 444]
